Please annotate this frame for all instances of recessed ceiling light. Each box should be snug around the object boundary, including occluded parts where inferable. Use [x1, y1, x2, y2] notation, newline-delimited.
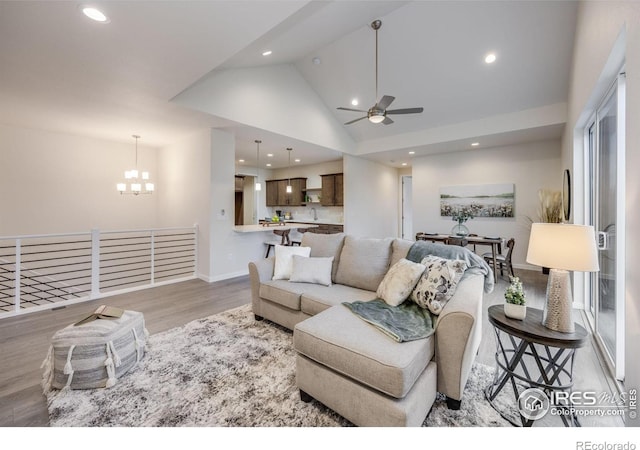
[471, 142, 480, 147]
[81, 6, 109, 23]
[401, 163, 408, 166]
[408, 151, 415, 155]
[266, 163, 272, 167]
[238, 159, 245, 163]
[294, 159, 301, 163]
[312, 57, 321, 65]
[351, 99, 359, 106]
[267, 153, 273, 157]
[484, 53, 496, 64]
[262, 50, 272, 56]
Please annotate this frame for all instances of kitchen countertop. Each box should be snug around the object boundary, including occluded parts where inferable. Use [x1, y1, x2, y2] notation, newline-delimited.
[233, 223, 320, 233]
[282, 220, 344, 226]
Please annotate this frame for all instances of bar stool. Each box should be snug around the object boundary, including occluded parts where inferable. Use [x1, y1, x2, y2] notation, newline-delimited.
[264, 229, 291, 258]
[290, 228, 309, 246]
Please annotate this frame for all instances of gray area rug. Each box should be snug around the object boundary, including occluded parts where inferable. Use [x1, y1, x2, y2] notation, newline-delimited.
[46, 304, 516, 427]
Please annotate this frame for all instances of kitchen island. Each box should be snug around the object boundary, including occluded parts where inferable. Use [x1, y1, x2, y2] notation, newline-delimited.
[233, 222, 319, 233]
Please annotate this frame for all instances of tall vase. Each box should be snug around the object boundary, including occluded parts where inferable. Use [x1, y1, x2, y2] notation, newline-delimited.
[451, 222, 469, 237]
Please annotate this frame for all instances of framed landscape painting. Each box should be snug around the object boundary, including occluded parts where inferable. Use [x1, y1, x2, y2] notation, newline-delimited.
[440, 183, 515, 218]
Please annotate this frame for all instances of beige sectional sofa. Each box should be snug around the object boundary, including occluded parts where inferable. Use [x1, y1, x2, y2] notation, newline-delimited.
[248, 232, 487, 426]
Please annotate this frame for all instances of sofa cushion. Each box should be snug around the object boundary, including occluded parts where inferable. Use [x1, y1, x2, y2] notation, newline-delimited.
[259, 280, 311, 311]
[390, 238, 413, 267]
[273, 245, 311, 280]
[411, 255, 467, 314]
[290, 256, 333, 287]
[294, 305, 435, 398]
[300, 284, 378, 316]
[301, 232, 345, 282]
[376, 258, 426, 307]
[334, 236, 393, 291]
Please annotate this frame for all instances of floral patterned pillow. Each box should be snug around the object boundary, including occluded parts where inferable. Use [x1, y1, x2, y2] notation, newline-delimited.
[410, 255, 468, 314]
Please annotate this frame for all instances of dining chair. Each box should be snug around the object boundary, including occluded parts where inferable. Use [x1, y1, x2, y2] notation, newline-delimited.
[468, 233, 479, 252]
[265, 229, 291, 258]
[482, 237, 515, 279]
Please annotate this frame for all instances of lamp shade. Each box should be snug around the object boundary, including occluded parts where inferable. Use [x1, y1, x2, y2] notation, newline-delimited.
[526, 223, 599, 272]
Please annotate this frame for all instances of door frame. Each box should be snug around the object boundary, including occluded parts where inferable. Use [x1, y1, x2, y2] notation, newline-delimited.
[582, 71, 626, 382]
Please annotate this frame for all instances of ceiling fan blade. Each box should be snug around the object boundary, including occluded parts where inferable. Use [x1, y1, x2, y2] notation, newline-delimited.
[337, 107, 368, 113]
[382, 116, 394, 125]
[386, 107, 424, 115]
[344, 116, 368, 125]
[376, 95, 395, 110]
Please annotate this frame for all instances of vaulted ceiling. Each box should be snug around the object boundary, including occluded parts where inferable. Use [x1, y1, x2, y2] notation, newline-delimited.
[0, 1, 578, 169]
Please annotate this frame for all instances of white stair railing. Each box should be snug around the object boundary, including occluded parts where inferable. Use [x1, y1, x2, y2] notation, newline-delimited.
[0, 226, 198, 318]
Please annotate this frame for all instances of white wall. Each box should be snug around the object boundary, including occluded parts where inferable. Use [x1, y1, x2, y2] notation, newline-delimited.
[172, 64, 355, 154]
[0, 124, 157, 236]
[343, 155, 399, 238]
[411, 140, 562, 268]
[157, 129, 212, 279]
[563, 1, 640, 426]
[209, 129, 269, 281]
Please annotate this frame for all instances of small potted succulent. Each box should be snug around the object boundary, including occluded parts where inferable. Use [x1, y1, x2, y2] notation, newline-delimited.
[504, 276, 526, 320]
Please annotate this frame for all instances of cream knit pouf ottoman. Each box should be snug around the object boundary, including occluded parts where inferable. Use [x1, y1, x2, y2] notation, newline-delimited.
[41, 310, 148, 392]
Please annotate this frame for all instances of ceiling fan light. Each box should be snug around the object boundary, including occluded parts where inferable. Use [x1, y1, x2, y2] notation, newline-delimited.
[368, 115, 385, 124]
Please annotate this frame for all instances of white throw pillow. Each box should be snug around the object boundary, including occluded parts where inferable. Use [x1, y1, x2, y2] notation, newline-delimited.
[272, 245, 311, 280]
[289, 256, 334, 286]
[376, 258, 426, 306]
[411, 255, 467, 314]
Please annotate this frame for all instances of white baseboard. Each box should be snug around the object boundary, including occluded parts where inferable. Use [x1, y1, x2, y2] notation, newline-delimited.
[199, 269, 249, 283]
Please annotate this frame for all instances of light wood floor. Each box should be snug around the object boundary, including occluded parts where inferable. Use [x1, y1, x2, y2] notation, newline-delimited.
[0, 270, 623, 427]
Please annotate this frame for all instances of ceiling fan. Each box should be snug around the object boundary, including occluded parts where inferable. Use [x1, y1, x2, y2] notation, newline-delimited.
[337, 20, 424, 125]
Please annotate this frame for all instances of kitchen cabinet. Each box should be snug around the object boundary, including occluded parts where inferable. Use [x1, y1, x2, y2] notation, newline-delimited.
[308, 224, 344, 234]
[266, 178, 307, 206]
[320, 173, 343, 206]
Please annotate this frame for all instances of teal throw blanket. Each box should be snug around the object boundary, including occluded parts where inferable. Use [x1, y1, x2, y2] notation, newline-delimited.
[343, 299, 434, 343]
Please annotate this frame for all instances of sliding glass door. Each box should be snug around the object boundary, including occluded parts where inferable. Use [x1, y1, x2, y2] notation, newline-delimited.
[586, 73, 625, 381]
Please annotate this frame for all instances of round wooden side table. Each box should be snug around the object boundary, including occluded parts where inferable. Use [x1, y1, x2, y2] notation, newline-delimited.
[485, 304, 588, 427]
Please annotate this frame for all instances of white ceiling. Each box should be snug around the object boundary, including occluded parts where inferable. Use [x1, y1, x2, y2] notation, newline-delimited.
[0, 1, 578, 169]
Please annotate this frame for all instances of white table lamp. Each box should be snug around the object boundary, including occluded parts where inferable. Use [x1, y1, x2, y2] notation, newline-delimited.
[526, 223, 599, 333]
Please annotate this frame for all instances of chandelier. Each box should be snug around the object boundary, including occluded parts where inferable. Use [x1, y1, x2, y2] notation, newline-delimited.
[117, 135, 154, 195]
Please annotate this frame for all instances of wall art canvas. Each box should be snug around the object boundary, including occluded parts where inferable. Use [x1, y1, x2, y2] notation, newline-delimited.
[440, 183, 514, 218]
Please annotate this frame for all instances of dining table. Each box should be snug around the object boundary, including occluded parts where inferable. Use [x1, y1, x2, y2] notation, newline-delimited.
[415, 232, 505, 278]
